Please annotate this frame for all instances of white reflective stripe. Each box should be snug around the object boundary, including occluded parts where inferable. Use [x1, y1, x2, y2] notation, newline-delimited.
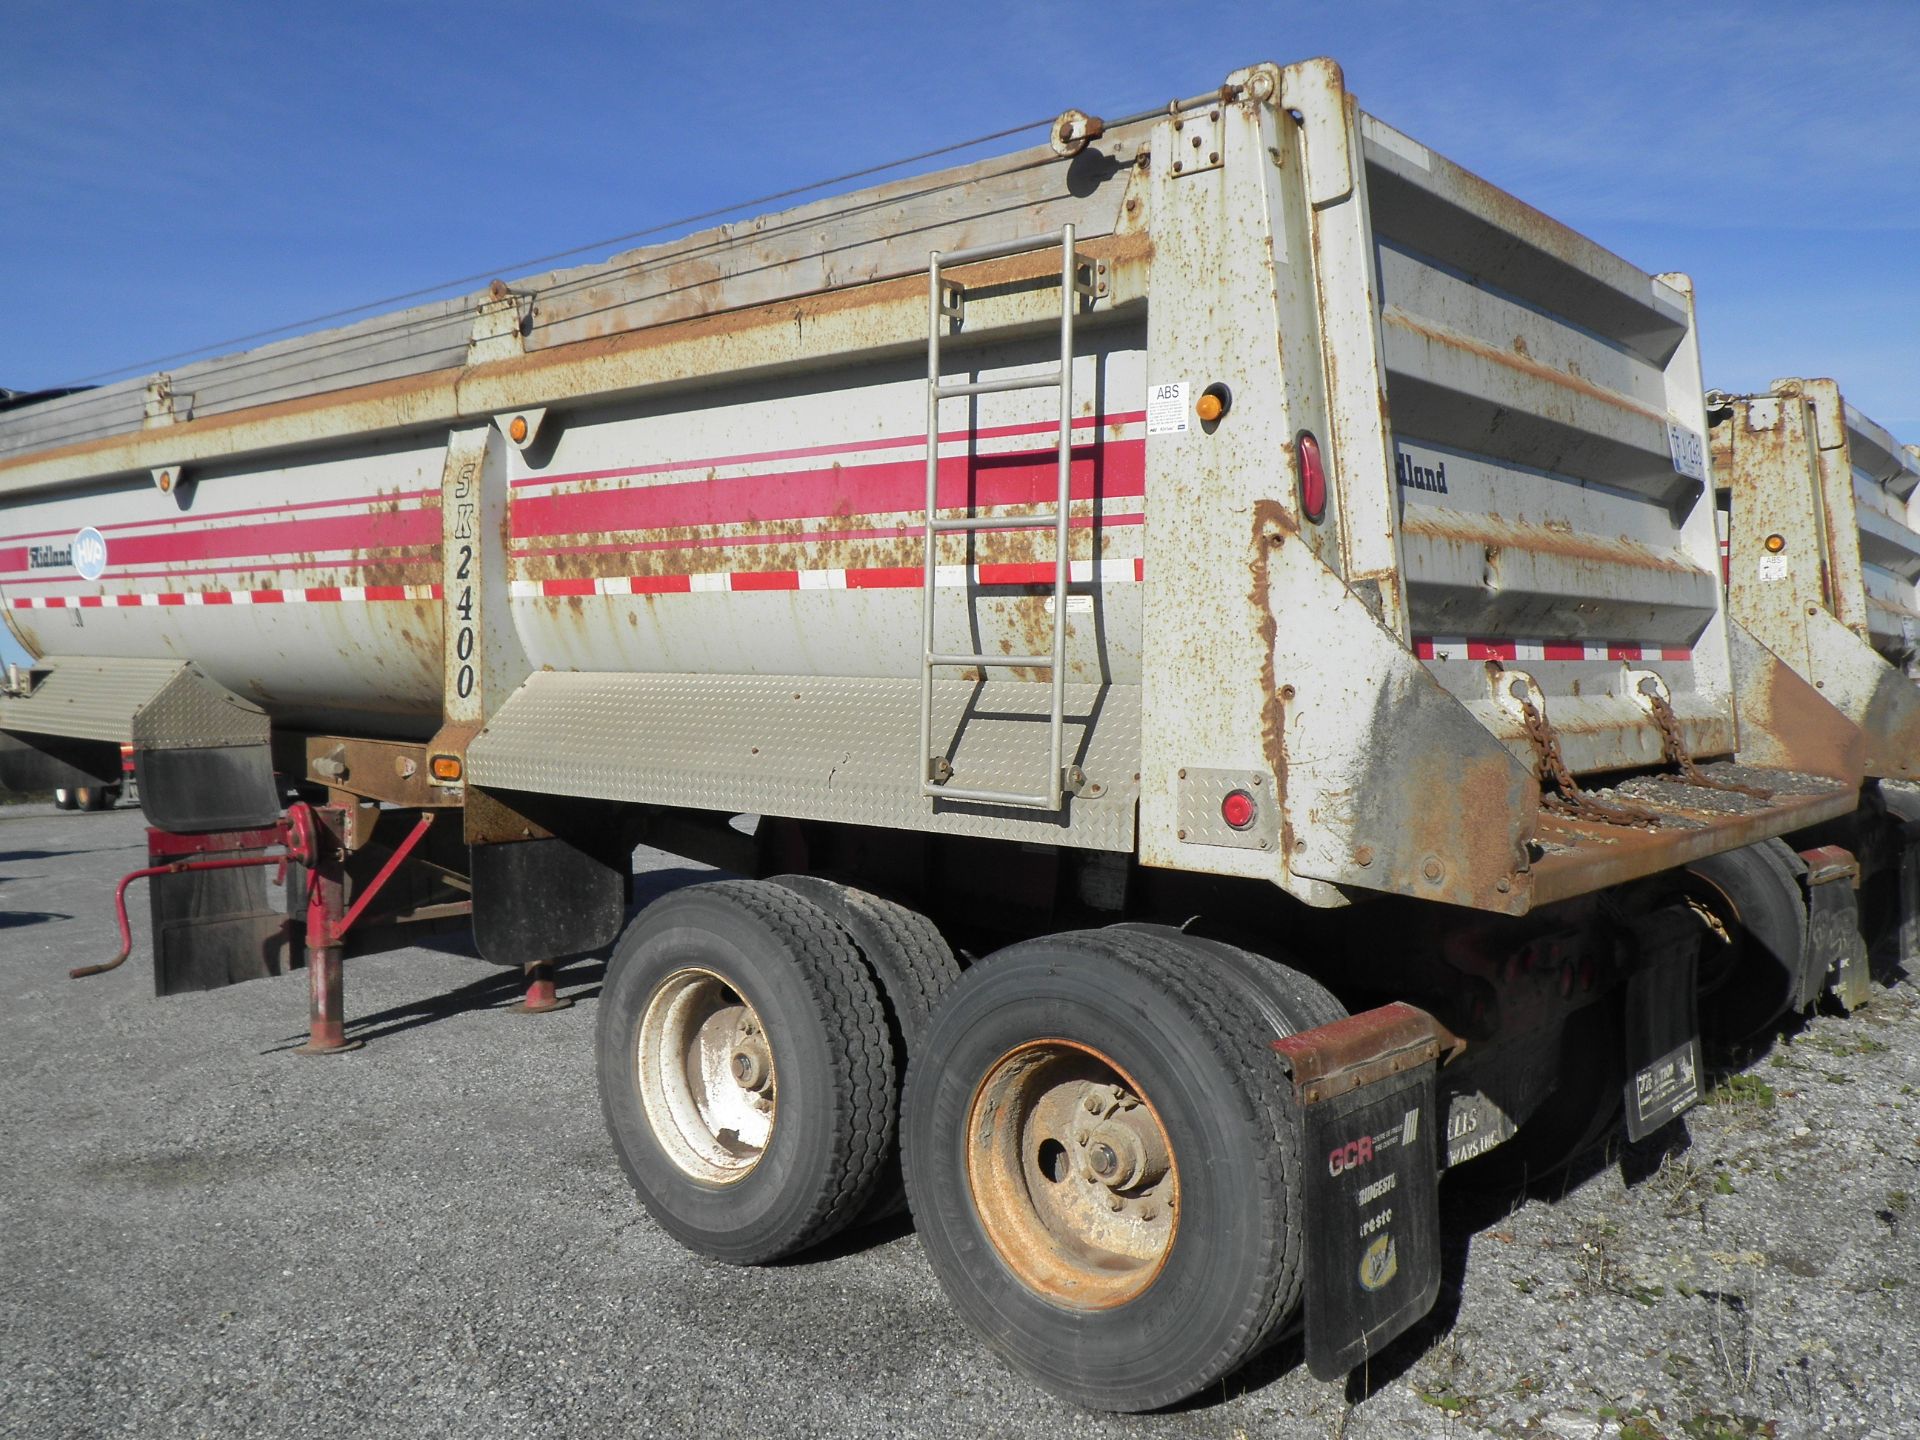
[508, 580, 541, 598]
[689, 573, 728, 592]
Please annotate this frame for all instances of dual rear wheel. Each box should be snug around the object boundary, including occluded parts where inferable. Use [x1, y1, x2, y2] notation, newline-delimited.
[596, 885, 1340, 1411]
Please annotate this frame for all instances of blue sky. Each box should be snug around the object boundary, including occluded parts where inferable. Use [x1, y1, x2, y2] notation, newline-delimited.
[2, 1, 1916, 667]
[4, 1, 1915, 416]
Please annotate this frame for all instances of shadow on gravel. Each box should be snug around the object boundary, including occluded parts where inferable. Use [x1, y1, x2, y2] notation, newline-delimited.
[260, 957, 607, 1051]
[0, 849, 74, 863]
[0, 908, 73, 929]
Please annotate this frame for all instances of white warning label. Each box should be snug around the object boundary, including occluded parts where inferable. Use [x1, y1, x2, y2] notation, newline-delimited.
[1147, 381, 1190, 436]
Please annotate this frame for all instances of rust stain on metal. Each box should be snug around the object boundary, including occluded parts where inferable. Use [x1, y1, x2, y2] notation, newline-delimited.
[1251, 498, 1297, 867]
[1382, 306, 1666, 427]
[1400, 508, 1699, 577]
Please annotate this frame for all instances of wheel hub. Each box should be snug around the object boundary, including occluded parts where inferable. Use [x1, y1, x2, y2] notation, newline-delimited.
[635, 969, 776, 1185]
[965, 1040, 1179, 1309]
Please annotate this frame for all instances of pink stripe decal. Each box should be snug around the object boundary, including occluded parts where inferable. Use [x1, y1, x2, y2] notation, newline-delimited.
[508, 411, 1150, 493]
[513, 441, 1147, 543]
[0, 488, 438, 547]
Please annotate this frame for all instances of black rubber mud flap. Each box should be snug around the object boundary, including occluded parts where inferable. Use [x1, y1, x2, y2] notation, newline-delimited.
[1800, 849, 1869, 1011]
[1622, 908, 1704, 1142]
[1296, 1055, 1442, 1380]
[149, 840, 293, 996]
[1279, 1004, 1447, 1380]
[470, 833, 629, 965]
[135, 744, 280, 833]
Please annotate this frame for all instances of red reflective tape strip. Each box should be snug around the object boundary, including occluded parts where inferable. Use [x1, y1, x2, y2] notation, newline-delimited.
[365, 585, 407, 601]
[846, 567, 921, 589]
[1466, 639, 1518, 661]
[627, 574, 691, 595]
[976, 562, 1056, 587]
[252, 589, 285, 604]
[1542, 643, 1585, 661]
[541, 578, 597, 597]
[304, 586, 341, 603]
[729, 570, 800, 592]
[156, 592, 186, 606]
[115, 594, 143, 607]
[202, 591, 234, 604]
[1661, 647, 1693, 661]
[1608, 644, 1643, 661]
[1413, 638, 1436, 660]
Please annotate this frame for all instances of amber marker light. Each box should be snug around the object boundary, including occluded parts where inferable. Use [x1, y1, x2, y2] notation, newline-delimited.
[1764, 533, 1787, 553]
[509, 415, 529, 443]
[430, 755, 464, 782]
[157, 471, 172, 492]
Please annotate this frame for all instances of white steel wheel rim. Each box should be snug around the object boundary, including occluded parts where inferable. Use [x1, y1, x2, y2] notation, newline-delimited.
[636, 967, 776, 1185]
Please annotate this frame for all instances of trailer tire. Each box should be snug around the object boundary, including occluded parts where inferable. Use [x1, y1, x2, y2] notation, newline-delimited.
[75, 785, 110, 811]
[769, 875, 961, 1219]
[1112, 924, 1347, 1037]
[1684, 839, 1807, 1051]
[902, 927, 1304, 1412]
[596, 879, 895, 1264]
[52, 788, 76, 811]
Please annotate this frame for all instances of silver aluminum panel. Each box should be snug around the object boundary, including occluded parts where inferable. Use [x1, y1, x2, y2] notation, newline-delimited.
[0, 656, 186, 743]
[469, 672, 1140, 851]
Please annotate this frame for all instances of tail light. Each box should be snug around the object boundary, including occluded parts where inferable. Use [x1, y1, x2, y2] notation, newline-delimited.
[1296, 431, 1327, 524]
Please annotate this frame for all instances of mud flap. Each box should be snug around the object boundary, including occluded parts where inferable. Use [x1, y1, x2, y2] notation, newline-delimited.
[470, 833, 629, 965]
[1274, 1003, 1445, 1381]
[147, 828, 293, 995]
[1622, 908, 1704, 1142]
[1800, 847, 1869, 1011]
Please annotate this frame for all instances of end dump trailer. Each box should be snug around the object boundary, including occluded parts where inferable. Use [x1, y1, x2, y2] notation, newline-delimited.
[0, 59, 1875, 1409]
[1702, 380, 1920, 1027]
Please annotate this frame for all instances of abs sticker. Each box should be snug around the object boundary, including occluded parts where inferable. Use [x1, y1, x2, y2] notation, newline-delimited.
[1146, 381, 1190, 436]
[71, 528, 108, 581]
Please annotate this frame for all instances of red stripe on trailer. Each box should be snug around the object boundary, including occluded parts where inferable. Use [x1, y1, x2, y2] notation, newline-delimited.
[626, 574, 692, 595]
[156, 592, 187, 606]
[1413, 638, 1436, 659]
[305, 586, 343, 603]
[846, 567, 921, 589]
[1608, 644, 1643, 661]
[512, 441, 1147, 543]
[542, 578, 598, 597]
[1466, 639, 1518, 661]
[115, 594, 143, 607]
[0, 489, 439, 548]
[1542, 643, 1585, 661]
[252, 589, 285, 604]
[0, 547, 25, 572]
[202, 591, 234, 604]
[508, 411, 1151, 492]
[977, 563, 1057, 587]
[1660, 647, 1692, 661]
[730, 570, 801, 592]
[365, 585, 407, 601]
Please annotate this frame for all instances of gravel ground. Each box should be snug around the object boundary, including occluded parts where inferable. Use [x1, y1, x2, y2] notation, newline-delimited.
[2, 798, 1916, 1439]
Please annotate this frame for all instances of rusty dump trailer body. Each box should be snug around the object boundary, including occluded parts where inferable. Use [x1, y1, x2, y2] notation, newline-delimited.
[1713, 380, 1920, 782]
[0, 59, 1878, 1410]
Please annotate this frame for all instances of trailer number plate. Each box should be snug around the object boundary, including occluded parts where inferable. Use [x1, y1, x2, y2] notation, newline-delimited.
[1666, 419, 1707, 482]
[1147, 381, 1190, 436]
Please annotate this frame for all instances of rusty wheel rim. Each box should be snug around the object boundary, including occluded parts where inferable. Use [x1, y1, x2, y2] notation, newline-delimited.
[965, 1039, 1179, 1309]
[636, 968, 776, 1186]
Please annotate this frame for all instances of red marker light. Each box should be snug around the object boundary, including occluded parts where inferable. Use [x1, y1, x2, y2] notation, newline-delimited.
[1296, 431, 1326, 523]
[1221, 789, 1257, 831]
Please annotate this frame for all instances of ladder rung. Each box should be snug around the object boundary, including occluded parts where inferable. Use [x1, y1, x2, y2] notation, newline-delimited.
[926, 782, 1052, 807]
[930, 513, 1059, 533]
[928, 652, 1054, 669]
[935, 233, 1076, 268]
[935, 372, 1063, 400]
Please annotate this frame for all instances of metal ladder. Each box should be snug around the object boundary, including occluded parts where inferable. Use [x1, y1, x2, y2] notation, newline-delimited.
[918, 225, 1090, 809]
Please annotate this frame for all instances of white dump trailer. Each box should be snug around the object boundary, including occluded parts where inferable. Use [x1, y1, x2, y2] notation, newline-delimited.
[1693, 381, 1920, 1036]
[0, 59, 1874, 1409]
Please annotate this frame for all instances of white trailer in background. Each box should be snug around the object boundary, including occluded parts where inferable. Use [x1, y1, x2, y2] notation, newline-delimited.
[1691, 382, 1920, 1041]
[0, 59, 1877, 1409]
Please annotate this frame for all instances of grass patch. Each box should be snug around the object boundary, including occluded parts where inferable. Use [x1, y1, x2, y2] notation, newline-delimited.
[1713, 1074, 1777, 1109]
